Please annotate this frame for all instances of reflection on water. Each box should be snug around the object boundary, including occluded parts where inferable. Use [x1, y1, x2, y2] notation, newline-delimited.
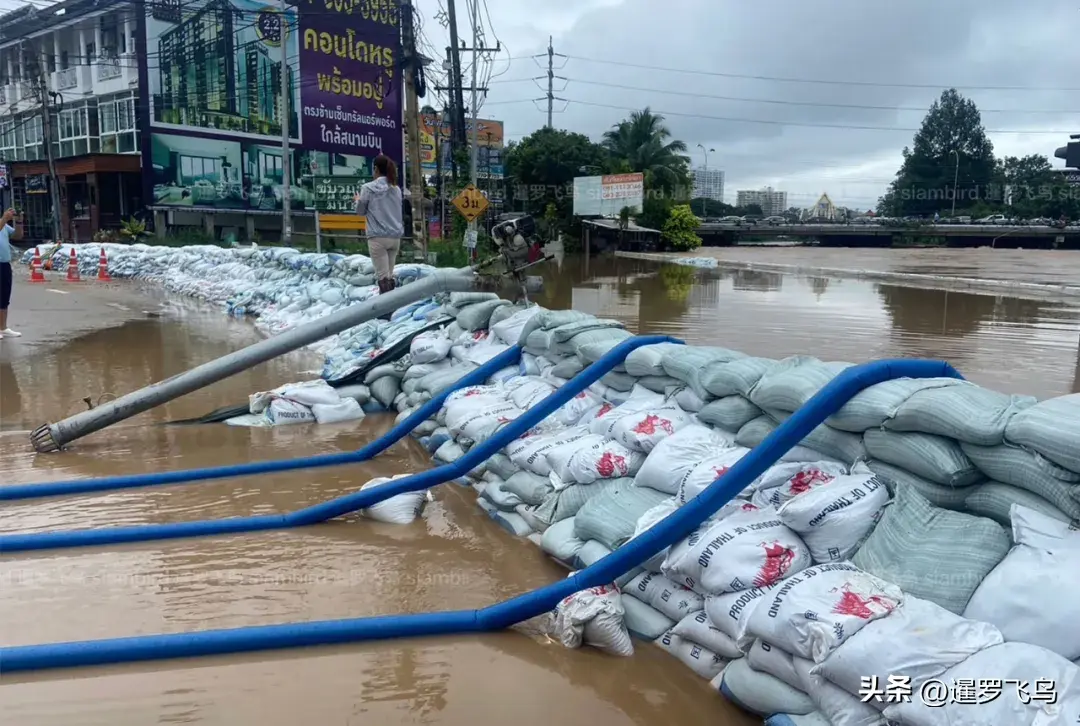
[538, 255, 1080, 397]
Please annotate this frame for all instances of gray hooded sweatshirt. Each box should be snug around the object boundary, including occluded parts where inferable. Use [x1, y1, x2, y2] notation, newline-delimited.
[355, 176, 408, 238]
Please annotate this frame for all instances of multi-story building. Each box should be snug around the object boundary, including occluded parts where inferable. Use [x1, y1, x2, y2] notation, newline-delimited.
[736, 186, 788, 216]
[0, 0, 141, 242]
[691, 167, 724, 202]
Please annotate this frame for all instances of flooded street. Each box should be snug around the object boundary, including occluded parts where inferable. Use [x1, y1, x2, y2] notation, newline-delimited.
[3, 248, 1080, 723]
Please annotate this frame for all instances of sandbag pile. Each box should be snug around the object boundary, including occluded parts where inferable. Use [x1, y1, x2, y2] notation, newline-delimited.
[19, 242, 441, 383]
[389, 302, 1080, 725]
[226, 378, 368, 427]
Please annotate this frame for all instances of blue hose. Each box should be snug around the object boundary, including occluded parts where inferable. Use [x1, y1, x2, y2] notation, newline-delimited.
[0, 357, 962, 672]
[0, 347, 525, 502]
[0, 335, 680, 553]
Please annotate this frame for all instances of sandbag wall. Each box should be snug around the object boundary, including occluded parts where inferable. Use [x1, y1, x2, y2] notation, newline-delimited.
[19, 243, 442, 386]
[394, 297, 1080, 726]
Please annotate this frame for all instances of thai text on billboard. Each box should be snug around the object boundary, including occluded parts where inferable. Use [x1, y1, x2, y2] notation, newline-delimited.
[572, 173, 644, 216]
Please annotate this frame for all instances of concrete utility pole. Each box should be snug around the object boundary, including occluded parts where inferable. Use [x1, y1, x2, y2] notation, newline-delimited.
[444, 0, 466, 152]
[279, 0, 292, 243]
[28, 41, 61, 244]
[401, 0, 426, 255]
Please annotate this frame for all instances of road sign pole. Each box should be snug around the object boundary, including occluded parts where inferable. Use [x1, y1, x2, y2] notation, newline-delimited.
[315, 210, 322, 254]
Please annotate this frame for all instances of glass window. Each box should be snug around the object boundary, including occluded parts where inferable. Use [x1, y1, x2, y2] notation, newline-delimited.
[100, 101, 116, 133]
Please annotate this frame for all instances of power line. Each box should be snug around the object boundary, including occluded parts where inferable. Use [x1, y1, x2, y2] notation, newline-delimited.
[561, 98, 1077, 134]
[487, 76, 1080, 115]
[507, 53, 1080, 93]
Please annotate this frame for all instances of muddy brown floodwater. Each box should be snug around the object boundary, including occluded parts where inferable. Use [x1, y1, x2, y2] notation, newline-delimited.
[2, 249, 1079, 724]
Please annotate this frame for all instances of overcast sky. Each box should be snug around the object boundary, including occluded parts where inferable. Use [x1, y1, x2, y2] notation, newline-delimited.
[414, 0, 1080, 210]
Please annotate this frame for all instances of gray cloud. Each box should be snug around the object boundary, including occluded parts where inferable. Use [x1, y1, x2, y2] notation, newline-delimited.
[416, 0, 1079, 208]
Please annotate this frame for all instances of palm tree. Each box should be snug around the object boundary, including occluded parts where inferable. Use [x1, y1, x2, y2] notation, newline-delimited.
[601, 107, 690, 191]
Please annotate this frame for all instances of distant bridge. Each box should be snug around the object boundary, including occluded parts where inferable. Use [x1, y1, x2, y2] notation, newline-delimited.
[696, 223, 1080, 248]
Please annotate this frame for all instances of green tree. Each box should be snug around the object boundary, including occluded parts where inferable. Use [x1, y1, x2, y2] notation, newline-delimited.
[661, 204, 702, 251]
[601, 107, 691, 195]
[879, 89, 997, 216]
[738, 203, 764, 217]
[690, 197, 738, 217]
[503, 128, 608, 224]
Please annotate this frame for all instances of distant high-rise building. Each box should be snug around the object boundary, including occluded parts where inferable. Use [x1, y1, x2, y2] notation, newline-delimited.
[692, 167, 725, 202]
[736, 186, 788, 216]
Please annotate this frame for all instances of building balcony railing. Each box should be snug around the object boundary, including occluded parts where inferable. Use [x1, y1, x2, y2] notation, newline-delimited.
[56, 67, 78, 91]
[96, 56, 122, 81]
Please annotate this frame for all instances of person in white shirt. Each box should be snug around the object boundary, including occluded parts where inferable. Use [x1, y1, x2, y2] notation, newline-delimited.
[0, 208, 21, 340]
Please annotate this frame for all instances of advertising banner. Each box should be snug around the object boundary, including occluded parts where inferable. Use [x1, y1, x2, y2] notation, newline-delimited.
[416, 115, 503, 176]
[572, 172, 644, 216]
[144, 0, 402, 210]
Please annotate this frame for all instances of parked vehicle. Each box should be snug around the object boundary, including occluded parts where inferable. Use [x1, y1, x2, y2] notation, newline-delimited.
[717, 216, 743, 225]
[975, 214, 1007, 224]
[762, 215, 787, 225]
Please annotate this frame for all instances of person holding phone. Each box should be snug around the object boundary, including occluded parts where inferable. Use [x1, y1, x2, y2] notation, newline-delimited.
[0, 208, 21, 340]
[353, 154, 410, 295]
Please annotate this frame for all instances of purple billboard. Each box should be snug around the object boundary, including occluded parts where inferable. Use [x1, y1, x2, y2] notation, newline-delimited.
[298, 0, 403, 166]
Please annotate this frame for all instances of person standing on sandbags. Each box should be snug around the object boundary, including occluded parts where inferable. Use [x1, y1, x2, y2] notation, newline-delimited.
[0, 208, 22, 340]
[354, 154, 409, 298]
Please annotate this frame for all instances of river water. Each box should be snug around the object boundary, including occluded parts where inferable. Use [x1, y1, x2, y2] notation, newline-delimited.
[1, 251, 1079, 724]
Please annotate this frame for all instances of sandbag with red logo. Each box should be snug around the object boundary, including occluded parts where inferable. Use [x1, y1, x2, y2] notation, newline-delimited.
[751, 461, 850, 510]
[505, 425, 591, 477]
[550, 583, 634, 656]
[446, 400, 525, 444]
[553, 437, 646, 485]
[675, 448, 753, 505]
[634, 423, 737, 495]
[662, 511, 812, 596]
[611, 405, 695, 453]
[778, 463, 891, 564]
[742, 562, 904, 662]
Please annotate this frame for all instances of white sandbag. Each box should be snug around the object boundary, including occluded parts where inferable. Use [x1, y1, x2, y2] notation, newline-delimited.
[250, 379, 341, 412]
[882, 643, 1080, 726]
[545, 433, 606, 483]
[553, 390, 605, 427]
[359, 476, 426, 524]
[674, 447, 751, 505]
[573, 540, 613, 570]
[964, 505, 1080, 660]
[634, 423, 736, 495]
[625, 571, 704, 621]
[748, 639, 804, 692]
[703, 356, 777, 398]
[751, 460, 851, 510]
[266, 398, 316, 425]
[447, 400, 524, 444]
[672, 611, 744, 659]
[369, 375, 402, 409]
[744, 562, 903, 662]
[507, 377, 557, 409]
[541, 518, 587, 563]
[492, 305, 541, 346]
[486, 453, 518, 481]
[551, 584, 634, 657]
[815, 595, 1002, 710]
[555, 438, 645, 485]
[506, 426, 591, 477]
[434, 439, 465, 463]
[610, 406, 695, 453]
[791, 656, 885, 726]
[621, 594, 675, 640]
[310, 398, 365, 424]
[663, 512, 811, 595]
[628, 497, 680, 571]
[717, 657, 816, 717]
[777, 464, 890, 563]
[655, 630, 728, 679]
[409, 332, 452, 364]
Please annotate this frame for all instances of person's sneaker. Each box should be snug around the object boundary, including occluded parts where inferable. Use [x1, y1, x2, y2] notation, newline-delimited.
[1, 329, 20, 337]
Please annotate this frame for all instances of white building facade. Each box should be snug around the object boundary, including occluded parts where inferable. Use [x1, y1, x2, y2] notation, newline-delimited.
[736, 187, 788, 216]
[691, 167, 724, 202]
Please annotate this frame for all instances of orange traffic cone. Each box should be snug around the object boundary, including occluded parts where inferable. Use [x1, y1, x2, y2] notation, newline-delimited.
[97, 247, 111, 281]
[29, 247, 45, 283]
[66, 248, 81, 282]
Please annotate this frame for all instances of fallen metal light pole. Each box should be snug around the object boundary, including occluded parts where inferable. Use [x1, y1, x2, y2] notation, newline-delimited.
[30, 268, 476, 453]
